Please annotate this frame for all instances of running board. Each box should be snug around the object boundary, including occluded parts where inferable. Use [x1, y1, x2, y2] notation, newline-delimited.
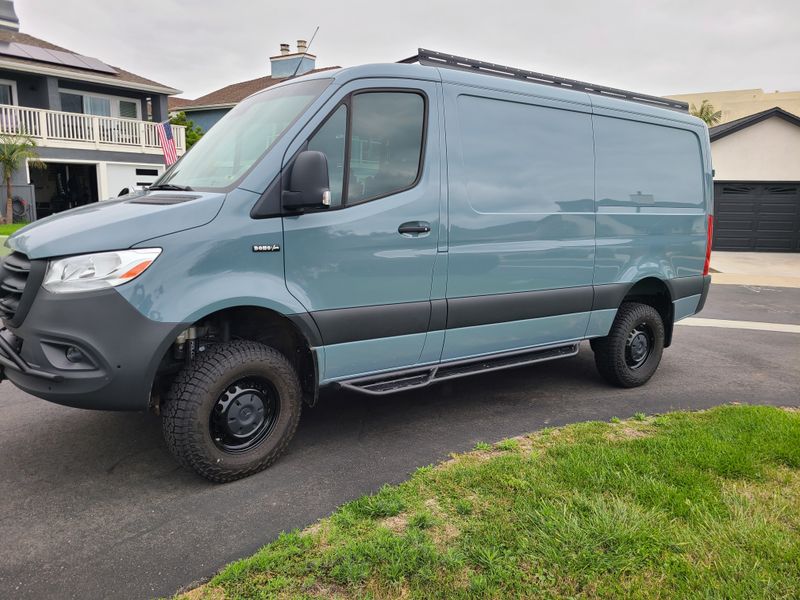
[337, 343, 579, 396]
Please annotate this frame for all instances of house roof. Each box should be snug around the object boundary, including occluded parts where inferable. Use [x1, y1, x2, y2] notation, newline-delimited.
[168, 96, 193, 111]
[181, 66, 340, 111]
[709, 107, 800, 141]
[0, 29, 180, 95]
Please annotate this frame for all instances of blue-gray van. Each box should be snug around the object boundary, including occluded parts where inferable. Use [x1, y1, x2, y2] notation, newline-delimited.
[0, 50, 713, 481]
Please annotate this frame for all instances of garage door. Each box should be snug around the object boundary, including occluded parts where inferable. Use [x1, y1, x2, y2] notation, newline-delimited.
[714, 182, 800, 251]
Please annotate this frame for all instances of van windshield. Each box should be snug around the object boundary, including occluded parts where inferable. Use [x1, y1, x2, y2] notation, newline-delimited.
[155, 78, 331, 191]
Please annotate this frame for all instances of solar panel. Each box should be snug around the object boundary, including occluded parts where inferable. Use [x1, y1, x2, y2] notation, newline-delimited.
[49, 49, 91, 69]
[16, 44, 58, 62]
[79, 55, 117, 74]
[0, 42, 117, 75]
[0, 42, 27, 59]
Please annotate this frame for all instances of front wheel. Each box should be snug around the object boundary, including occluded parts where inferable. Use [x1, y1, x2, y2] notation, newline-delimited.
[591, 302, 665, 388]
[161, 341, 302, 482]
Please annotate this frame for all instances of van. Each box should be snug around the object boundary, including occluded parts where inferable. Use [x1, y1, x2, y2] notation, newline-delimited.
[0, 50, 713, 482]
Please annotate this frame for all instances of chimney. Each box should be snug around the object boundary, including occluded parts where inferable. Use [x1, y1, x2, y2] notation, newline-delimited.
[0, 1, 19, 32]
[269, 40, 316, 78]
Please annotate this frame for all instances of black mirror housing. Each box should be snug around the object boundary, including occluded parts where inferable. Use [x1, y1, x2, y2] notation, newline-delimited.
[283, 151, 331, 210]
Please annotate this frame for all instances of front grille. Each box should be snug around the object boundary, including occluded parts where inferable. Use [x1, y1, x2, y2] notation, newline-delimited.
[0, 251, 41, 327]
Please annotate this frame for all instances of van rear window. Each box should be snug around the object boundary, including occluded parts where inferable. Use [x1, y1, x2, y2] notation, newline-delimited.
[594, 117, 704, 210]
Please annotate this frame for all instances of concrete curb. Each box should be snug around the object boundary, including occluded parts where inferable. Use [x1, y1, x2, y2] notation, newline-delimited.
[711, 273, 800, 289]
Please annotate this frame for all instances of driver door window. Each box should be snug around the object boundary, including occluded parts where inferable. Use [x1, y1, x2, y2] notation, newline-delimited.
[308, 104, 346, 208]
[306, 91, 425, 208]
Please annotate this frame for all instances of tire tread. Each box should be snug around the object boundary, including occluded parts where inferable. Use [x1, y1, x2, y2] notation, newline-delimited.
[593, 302, 665, 388]
[162, 340, 301, 483]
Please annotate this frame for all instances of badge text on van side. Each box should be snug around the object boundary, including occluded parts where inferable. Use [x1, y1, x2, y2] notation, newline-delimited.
[252, 244, 281, 253]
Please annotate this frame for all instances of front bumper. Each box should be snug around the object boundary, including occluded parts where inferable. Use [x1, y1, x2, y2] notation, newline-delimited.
[0, 287, 186, 411]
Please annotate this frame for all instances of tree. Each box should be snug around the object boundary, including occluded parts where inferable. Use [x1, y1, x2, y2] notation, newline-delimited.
[169, 111, 204, 148]
[690, 100, 723, 126]
[0, 134, 45, 225]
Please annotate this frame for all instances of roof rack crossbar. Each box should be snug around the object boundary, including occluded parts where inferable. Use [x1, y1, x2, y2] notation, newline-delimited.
[401, 48, 689, 113]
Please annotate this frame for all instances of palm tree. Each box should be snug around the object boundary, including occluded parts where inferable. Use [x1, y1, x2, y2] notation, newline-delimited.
[690, 100, 723, 126]
[0, 134, 45, 224]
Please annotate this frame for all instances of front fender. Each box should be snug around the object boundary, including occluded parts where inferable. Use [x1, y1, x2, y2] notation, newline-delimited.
[118, 188, 307, 323]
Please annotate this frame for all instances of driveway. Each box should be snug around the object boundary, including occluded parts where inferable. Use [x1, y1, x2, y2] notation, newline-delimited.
[1, 282, 799, 599]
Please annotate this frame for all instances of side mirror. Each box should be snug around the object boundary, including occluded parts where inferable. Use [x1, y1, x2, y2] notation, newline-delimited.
[282, 151, 331, 210]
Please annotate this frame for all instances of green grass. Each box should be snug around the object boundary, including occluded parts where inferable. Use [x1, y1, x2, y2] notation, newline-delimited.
[183, 405, 800, 599]
[0, 222, 27, 235]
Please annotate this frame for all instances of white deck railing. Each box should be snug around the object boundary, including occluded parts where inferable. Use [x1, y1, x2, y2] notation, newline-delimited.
[0, 104, 186, 155]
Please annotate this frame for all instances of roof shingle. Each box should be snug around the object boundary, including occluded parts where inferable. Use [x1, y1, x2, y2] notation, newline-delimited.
[709, 107, 800, 141]
[181, 66, 340, 110]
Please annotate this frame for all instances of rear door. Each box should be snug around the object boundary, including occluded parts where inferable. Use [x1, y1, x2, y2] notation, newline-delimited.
[283, 79, 443, 380]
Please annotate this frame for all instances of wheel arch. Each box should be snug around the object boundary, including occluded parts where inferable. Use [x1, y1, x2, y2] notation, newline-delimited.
[154, 304, 322, 408]
[619, 277, 675, 347]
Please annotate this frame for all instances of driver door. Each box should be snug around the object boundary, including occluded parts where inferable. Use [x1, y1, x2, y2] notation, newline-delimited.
[282, 79, 443, 381]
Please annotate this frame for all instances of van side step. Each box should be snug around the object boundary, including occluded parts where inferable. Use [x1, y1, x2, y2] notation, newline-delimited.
[337, 342, 579, 396]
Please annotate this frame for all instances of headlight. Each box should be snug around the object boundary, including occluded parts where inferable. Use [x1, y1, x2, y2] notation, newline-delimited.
[43, 248, 162, 294]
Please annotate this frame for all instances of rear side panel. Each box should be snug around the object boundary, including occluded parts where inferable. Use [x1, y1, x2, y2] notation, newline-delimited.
[590, 98, 712, 330]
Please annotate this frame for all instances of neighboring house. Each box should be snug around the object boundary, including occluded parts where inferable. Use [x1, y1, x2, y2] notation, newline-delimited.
[707, 108, 800, 252]
[667, 88, 800, 125]
[665, 89, 800, 252]
[171, 41, 338, 132]
[0, 0, 186, 220]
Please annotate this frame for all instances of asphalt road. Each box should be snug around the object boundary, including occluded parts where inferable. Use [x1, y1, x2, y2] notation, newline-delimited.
[1, 283, 799, 599]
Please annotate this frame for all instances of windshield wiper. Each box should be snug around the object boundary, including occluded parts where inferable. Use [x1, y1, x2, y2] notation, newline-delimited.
[148, 183, 194, 192]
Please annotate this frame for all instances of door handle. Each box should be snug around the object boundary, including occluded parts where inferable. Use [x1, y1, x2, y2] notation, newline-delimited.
[398, 221, 431, 235]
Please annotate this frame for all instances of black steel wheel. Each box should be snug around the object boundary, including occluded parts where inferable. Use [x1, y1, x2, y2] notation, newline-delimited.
[625, 322, 654, 369]
[162, 341, 302, 483]
[592, 302, 665, 388]
[210, 377, 280, 453]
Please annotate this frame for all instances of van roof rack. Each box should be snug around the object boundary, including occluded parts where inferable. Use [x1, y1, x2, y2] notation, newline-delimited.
[399, 48, 689, 113]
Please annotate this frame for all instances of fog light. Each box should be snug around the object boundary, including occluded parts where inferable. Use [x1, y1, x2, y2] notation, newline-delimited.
[65, 346, 85, 363]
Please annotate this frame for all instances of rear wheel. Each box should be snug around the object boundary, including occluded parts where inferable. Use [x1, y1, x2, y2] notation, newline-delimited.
[162, 340, 302, 482]
[592, 302, 665, 388]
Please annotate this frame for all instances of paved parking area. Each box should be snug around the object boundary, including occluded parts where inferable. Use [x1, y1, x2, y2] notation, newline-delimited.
[1, 282, 798, 599]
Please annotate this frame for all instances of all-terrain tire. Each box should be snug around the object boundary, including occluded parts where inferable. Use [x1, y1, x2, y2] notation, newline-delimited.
[592, 302, 665, 388]
[162, 341, 302, 483]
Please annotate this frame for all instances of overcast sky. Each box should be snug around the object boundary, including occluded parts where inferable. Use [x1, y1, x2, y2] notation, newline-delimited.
[17, 0, 800, 99]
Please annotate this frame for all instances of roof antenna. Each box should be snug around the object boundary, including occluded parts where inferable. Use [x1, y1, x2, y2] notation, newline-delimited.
[290, 26, 319, 78]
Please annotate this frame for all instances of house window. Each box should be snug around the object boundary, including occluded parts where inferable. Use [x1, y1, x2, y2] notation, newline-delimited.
[60, 92, 83, 113]
[58, 89, 141, 119]
[85, 96, 111, 117]
[0, 79, 18, 105]
[119, 100, 139, 119]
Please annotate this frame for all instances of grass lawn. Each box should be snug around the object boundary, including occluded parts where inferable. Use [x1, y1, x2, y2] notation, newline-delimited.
[0, 223, 27, 236]
[183, 405, 800, 599]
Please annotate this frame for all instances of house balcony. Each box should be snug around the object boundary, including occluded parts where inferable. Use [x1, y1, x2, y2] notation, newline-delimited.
[0, 104, 186, 157]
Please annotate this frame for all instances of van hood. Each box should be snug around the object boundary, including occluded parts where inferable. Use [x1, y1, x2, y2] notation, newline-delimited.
[6, 192, 226, 259]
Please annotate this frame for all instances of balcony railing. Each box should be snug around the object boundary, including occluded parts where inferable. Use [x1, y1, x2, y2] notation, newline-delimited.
[0, 104, 186, 155]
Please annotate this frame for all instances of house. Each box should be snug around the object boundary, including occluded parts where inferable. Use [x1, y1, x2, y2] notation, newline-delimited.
[666, 89, 800, 252]
[170, 41, 338, 132]
[667, 88, 800, 125]
[0, 0, 186, 221]
[706, 108, 800, 252]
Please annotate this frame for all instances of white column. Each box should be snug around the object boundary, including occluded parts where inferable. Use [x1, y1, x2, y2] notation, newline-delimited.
[91, 116, 101, 149]
[96, 162, 109, 200]
[38, 111, 48, 142]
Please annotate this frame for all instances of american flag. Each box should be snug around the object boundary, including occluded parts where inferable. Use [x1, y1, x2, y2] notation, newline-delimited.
[156, 121, 178, 166]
